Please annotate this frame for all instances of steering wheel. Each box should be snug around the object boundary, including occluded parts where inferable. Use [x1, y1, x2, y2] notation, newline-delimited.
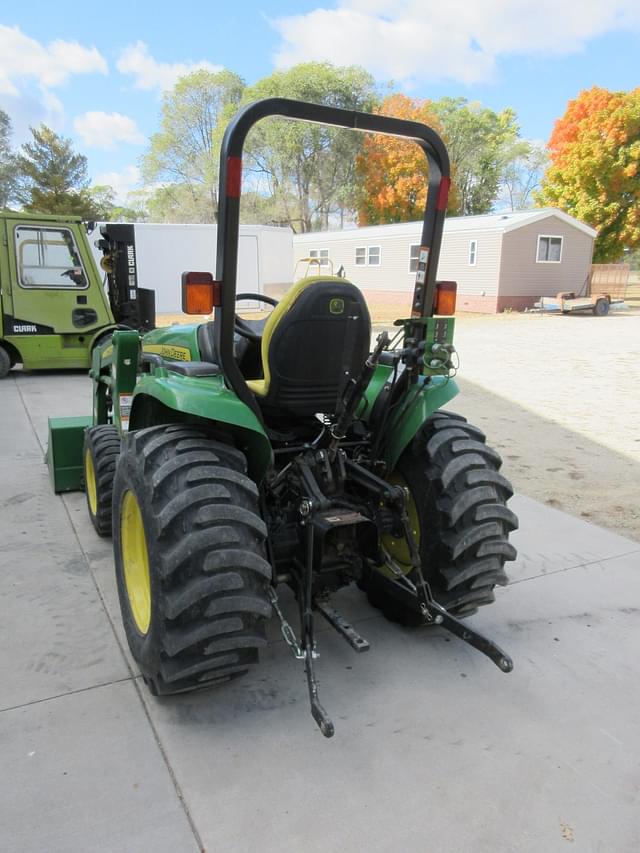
[234, 292, 279, 342]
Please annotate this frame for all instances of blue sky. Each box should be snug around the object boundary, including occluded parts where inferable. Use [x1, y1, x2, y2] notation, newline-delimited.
[1, 0, 638, 200]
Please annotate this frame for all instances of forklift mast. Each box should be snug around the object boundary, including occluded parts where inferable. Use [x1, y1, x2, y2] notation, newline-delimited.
[96, 223, 156, 332]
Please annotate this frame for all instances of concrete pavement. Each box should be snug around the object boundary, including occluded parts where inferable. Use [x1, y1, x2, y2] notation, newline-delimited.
[2, 370, 639, 852]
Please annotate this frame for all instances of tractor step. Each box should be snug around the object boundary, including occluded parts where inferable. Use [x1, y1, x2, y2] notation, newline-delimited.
[316, 602, 370, 653]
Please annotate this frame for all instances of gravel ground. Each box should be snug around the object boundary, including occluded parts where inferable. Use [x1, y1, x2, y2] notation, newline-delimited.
[405, 307, 640, 542]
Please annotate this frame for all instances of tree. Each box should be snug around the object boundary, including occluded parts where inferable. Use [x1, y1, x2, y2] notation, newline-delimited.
[15, 125, 101, 218]
[142, 69, 245, 222]
[355, 94, 444, 225]
[432, 97, 520, 216]
[87, 185, 148, 222]
[239, 63, 378, 232]
[0, 110, 17, 208]
[537, 86, 640, 261]
[499, 141, 548, 211]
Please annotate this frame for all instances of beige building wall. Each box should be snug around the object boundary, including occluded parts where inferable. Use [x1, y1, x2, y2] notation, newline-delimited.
[436, 229, 502, 312]
[498, 215, 594, 310]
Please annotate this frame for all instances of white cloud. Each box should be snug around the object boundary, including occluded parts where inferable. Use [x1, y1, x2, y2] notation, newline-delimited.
[273, 0, 640, 84]
[94, 165, 142, 201]
[74, 111, 145, 149]
[0, 24, 107, 96]
[116, 41, 222, 91]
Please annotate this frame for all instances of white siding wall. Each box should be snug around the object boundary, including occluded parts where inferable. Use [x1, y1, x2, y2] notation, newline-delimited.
[294, 225, 422, 292]
[293, 224, 502, 298]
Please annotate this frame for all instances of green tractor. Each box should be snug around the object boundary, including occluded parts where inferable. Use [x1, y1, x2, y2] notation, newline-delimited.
[63, 99, 517, 737]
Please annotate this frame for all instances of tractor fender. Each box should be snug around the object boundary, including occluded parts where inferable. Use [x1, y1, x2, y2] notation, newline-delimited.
[384, 375, 459, 471]
[129, 373, 273, 482]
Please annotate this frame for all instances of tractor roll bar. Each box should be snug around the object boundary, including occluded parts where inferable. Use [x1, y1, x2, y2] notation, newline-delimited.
[214, 97, 451, 419]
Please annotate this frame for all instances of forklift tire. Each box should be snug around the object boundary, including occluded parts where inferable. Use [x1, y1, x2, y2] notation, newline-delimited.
[367, 411, 518, 622]
[0, 346, 10, 379]
[593, 299, 609, 317]
[112, 424, 272, 696]
[84, 426, 121, 537]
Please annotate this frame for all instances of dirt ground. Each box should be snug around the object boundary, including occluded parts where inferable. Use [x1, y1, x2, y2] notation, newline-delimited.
[157, 303, 640, 543]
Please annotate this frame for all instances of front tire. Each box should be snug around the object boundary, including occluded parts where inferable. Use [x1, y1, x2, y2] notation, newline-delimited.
[0, 346, 11, 379]
[84, 425, 121, 537]
[112, 424, 272, 695]
[367, 411, 518, 622]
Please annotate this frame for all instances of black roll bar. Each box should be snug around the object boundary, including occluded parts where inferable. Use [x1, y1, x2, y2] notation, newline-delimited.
[214, 97, 451, 419]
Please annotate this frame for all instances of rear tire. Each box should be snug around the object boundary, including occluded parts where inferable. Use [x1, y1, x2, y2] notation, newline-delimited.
[0, 346, 11, 379]
[83, 425, 121, 537]
[112, 424, 272, 695]
[367, 411, 518, 622]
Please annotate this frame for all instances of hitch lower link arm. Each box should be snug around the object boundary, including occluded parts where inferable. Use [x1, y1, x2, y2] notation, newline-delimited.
[396, 495, 514, 674]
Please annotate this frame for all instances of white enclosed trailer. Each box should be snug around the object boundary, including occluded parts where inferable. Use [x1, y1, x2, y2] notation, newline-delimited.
[89, 222, 293, 316]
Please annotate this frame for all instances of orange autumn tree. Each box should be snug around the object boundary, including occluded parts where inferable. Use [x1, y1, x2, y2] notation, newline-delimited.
[538, 86, 640, 261]
[355, 94, 451, 225]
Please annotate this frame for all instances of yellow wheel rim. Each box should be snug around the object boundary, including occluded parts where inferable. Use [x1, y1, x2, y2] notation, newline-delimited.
[379, 472, 421, 578]
[121, 490, 151, 634]
[85, 449, 98, 516]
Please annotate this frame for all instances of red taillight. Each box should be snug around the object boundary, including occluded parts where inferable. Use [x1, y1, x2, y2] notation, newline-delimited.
[434, 280, 457, 315]
[181, 271, 221, 314]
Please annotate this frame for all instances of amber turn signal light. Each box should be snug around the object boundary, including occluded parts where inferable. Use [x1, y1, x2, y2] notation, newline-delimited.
[434, 280, 457, 315]
[181, 271, 221, 314]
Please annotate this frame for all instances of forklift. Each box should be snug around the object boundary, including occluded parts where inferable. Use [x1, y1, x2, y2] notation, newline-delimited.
[0, 213, 154, 378]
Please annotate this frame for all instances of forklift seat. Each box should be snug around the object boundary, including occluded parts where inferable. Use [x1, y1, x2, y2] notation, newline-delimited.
[246, 276, 371, 416]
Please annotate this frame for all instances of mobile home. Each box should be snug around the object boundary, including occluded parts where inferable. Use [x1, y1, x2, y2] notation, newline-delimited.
[292, 209, 597, 313]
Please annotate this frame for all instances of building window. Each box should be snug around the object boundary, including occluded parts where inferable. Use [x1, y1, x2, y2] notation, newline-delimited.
[409, 244, 420, 273]
[309, 248, 329, 266]
[368, 246, 381, 266]
[355, 246, 366, 265]
[469, 239, 478, 266]
[537, 235, 563, 263]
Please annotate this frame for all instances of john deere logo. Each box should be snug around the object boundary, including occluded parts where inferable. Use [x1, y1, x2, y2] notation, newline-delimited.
[329, 298, 344, 315]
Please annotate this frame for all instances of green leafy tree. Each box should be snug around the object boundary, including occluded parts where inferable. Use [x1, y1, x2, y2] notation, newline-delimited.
[432, 97, 520, 215]
[142, 69, 245, 222]
[0, 110, 17, 208]
[238, 63, 379, 232]
[537, 86, 640, 261]
[500, 141, 548, 211]
[16, 125, 101, 217]
[87, 185, 148, 222]
[143, 183, 217, 223]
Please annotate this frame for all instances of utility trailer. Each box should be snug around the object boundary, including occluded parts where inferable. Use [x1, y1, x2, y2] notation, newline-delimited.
[535, 291, 621, 316]
[534, 264, 630, 316]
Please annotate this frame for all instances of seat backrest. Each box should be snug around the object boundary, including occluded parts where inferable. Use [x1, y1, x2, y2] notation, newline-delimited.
[250, 276, 371, 416]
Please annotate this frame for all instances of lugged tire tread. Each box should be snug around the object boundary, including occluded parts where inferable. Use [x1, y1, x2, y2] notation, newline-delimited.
[368, 411, 517, 619]
[84, 425, 121, 537]
[113, 424, 271, 695]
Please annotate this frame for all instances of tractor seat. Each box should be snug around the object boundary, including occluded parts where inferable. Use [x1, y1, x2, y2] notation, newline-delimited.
[247, 276, 371, 416]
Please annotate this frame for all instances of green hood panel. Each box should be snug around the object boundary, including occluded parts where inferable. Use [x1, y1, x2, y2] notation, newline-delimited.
[131, 372, 272, 481]
[141, 323, 201, 362]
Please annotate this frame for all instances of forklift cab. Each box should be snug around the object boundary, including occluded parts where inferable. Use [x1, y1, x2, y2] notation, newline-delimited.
[0, 213, 114, 371]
